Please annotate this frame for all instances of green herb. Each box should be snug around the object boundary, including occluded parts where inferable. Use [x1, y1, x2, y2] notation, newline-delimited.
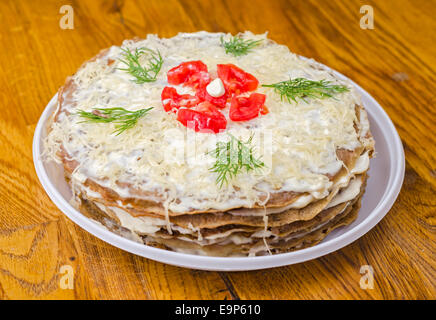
[220, 36, 263, 57]
[208, 134, 265, 187]
[262, 78, 349, 103]
[77, 107, 153, 135]
[118, 47, 163, 84]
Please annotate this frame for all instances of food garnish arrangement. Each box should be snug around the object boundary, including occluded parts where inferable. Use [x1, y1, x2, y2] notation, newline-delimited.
[44, 32, 374, 256]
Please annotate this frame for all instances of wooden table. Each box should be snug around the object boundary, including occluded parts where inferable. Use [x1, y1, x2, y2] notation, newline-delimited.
[0, 0, 434, 300]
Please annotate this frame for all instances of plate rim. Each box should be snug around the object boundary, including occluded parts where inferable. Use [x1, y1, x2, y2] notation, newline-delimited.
[32, 70, 405, 271]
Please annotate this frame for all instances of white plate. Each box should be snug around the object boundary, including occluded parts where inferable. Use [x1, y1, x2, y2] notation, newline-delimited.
[33, 70, 404, 271]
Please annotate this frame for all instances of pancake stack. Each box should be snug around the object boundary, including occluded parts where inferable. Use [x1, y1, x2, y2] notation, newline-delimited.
[76, 144, 371, 256]
[45, 32, 375, 256]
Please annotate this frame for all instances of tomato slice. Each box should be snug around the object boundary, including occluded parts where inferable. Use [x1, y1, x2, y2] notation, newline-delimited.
[161, 86, 199, 113]
[195, 85, 228, 108]
[229, 93, 267, 121]
[165, 61, 266, 131]
[187, 71, 211, 89]
[167, 61, 211, 88]
[177, 101, 227, 133]
[260, 104, 269, 115]
[217, 64, 259, 94]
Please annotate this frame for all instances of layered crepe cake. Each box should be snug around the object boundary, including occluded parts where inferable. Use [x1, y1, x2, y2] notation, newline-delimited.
[44, 32, 375, 256]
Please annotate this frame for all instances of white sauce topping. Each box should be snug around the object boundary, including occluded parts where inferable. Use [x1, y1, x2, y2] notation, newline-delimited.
[206, 78, 225, 97]
[351, 151, 370, 174]
[326, 176, 363, 209]
[106, 205, 166, 234]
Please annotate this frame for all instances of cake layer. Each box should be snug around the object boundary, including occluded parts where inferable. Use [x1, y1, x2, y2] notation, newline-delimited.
[44, 31, 375, 256]
[45, 32, 374, 215]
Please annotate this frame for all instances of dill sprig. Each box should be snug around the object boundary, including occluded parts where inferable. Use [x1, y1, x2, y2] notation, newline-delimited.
[77, 107, 153, 135]
[208, 134, 265, 188]
[220, 36, 263, 57]
[262, 78, 349, 103]
[118, 47, 163, 84]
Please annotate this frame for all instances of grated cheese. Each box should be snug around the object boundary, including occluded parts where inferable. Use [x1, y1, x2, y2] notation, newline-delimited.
[45, 31, 366, 213]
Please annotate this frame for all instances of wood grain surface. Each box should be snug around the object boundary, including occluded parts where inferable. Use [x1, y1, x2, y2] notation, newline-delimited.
[0, 0, 434, 300]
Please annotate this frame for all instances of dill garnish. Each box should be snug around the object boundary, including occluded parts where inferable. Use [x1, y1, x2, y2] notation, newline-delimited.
[208, 134, 265, 187]
[262, 78, 349, 103]
[77, 107, 153, 135]
[220, 36, 263, 57]
[118, 47, 163, 84]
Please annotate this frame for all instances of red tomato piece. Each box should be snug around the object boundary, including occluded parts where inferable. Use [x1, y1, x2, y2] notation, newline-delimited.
[187, 71, 211, 89]
[161, 86, 199, 113]
[195, 85, 228, 108]
[177, 101, 227, 133]
[260, 105, 269, 115]
[217, 64, 259, 94]
[229, 93, 267, 121]
[167, 61, 211, 88]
